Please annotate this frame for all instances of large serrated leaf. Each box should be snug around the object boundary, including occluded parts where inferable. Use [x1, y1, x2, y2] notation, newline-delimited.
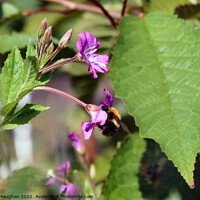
[1, 104, 49, 130]
[110, 14, 200, 186]
[0, 47, 25, 106]
[104, 134, 146, 200]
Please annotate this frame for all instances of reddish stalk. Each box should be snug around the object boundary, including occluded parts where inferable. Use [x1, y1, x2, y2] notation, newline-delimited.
[121, 0, 128, 17]
[38, 56, 76, 75]
[33, 86, 87, 108]
[88, 0, 117, 28]
[41, 46, 61, 70]
[82, 155, 98, 200]
[39, 44, 45, 63]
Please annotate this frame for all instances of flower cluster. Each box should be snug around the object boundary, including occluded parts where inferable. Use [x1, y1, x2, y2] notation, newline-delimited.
[36, 19, 109, 78]
[46, 161, 80, 197]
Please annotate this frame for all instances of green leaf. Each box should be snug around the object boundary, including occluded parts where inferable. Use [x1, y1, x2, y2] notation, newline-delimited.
[0, 32, 34, 54]
[26, 41, 35, 57]
[23, 56, 39, 88]
[1, 104, 49, 130]
[144, 0, 190, 14]
[104, 133, 146, 200]
[0, 47, 25, 106]
[110, 13, 200, 186]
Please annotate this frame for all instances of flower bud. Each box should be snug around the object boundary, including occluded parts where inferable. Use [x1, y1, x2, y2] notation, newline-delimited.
[68, 132, 86, 156]
[43, 26, 52, 44]
[47, 42, 54, 55]
[59, 28, 72, 48]
[37, 18, 47, 38]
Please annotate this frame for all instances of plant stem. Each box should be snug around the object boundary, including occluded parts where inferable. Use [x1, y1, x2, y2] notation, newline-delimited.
[43, 0, 121, 20]
[33, 86, 87, 108]
[38, 56, 76, 75]
[39, 43, 45, 63]
[41, 46, 61, 70]
[82, 155, 98, 200]
[121, 0, 128, 17]
[88, 0, 117, 28]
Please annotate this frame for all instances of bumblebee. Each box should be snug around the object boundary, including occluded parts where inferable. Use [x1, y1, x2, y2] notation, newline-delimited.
[98, 105, 129, 137]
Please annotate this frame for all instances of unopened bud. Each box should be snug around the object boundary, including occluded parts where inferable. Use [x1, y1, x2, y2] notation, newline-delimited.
[43, 26, 52, 44]
[89, 164, 96, 179]
[47, 42, 54, 55]
[68, 132, 86, 156]
[59, 28, 72, 48]
[37, 18, 47, 38]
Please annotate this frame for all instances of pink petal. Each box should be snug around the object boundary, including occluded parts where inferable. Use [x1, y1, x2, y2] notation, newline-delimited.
[66, 183, 81, 196]
[81, 121, 94, 140]
[45, 177, 56, 185]
[59, 184, 67, 194]
[93, 110, 107, 125]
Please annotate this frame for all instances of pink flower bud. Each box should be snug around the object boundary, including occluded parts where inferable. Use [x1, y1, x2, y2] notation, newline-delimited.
[59, 29, 72, 48]
[43, 26, 52, 44]
[68, 132, 86, 155]
[37, 18, 47, 38]
[47, 42, 54, 55]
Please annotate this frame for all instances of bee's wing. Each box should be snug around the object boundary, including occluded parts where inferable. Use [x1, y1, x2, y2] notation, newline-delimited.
[113, 115, 130, 133]
[120, 121, 130, 133]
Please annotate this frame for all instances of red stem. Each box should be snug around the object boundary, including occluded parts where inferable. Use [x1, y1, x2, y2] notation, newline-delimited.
[38, 56, 76, 75]
[41, 46, 61, 70]
[39, 44, 45, 63]
[121, 0, 128, 17]
[33, 86, 87, 108]
[88, 0, 117, 28]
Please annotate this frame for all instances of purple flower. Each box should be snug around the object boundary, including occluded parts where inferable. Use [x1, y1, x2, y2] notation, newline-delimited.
[68, 132, 86, 155]
[76, 31, 109, 78]
[81, 89, 113, 140]
[45, 160, 80, 198]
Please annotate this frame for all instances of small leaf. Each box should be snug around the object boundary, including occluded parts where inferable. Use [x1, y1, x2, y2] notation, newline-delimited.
[23, 56, 39, 88]
[26, 41, 35, 57]
[104, 133, 146, 200]
[0, 47, 25, 106]
[1, 104, 49, 130]
[110, 14, 200, 186]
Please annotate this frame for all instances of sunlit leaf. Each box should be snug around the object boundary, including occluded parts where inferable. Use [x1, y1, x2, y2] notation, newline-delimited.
[1, 104, 49, 130]
[0, 47, 25, 106]
[110, 13, 200, 186]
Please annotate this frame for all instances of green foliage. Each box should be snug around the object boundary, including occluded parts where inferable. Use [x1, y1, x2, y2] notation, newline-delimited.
[0, 47, 25, 106]
[1, 104, 49, 130]
[0, 33, 34, 54]
[110, 13, 200, 186]
[0, 46, 50, 127]
[144, 0, 190, 14]
[104, 133, 146, 200]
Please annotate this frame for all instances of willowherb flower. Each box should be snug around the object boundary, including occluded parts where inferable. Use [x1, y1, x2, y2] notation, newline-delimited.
[45, 160, 80, 198]
[68, 132, 86, 155]
[81, 89, 118, 140]
[34, 86, 124, 140]
[76, 31, 109, 78]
